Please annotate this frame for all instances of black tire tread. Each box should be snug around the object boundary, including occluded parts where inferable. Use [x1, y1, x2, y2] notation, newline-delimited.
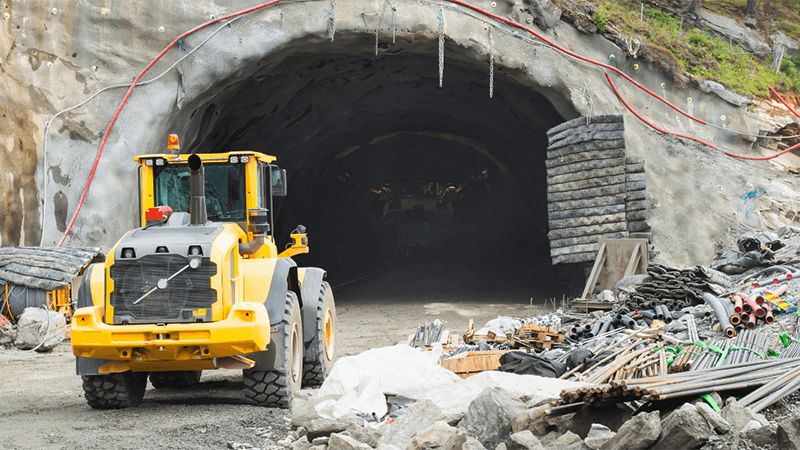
[149, 371, 202, 389]
[81, 372, 147, 409]
[243, 292, 299, 408]
[302, 281, 334, 387]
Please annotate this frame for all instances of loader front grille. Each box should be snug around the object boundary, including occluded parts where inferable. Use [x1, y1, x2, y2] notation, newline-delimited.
[109, 254, 217, 324]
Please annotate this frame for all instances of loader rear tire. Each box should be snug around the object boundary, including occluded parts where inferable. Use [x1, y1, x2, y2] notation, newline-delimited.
[243, 292, 303, 408]
[302, 281, 336, 387]
[81, 372, 147, 409]
[149, 371, 202, 389]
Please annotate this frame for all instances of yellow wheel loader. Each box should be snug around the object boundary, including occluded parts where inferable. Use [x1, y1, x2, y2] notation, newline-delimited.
[71, 135, 336, 409]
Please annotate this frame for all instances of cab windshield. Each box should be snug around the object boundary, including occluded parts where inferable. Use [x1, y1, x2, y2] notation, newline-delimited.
[153, 163, 246, 221]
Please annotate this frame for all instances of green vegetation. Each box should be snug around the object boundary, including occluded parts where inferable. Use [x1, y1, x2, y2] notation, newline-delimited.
[590, 0, 800, 96]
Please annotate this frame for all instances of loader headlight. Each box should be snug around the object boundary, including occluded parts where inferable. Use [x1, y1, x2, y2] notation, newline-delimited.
[229, 156, 239, 164]
[121, 248, 136, 258]
[155, 158, 165, 166]
[240, 155, 249, 163]
[145, 159, 154, 167]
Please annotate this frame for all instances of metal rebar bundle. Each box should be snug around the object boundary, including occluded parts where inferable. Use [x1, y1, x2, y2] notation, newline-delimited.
[557, 357, 800, 412]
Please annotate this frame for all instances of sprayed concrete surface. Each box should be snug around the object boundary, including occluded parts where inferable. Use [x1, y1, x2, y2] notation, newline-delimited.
[0, 283, 550, 450]
[1, 0, 798, 268]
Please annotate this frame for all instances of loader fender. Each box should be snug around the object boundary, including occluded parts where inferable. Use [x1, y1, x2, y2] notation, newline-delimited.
[248, 258, 297, 371]
[76, 264, 109, 375]
[297, 267, 326, 351]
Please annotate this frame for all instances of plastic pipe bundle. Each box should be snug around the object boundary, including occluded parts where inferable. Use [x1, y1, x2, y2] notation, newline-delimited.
[703, 292, 736, 337]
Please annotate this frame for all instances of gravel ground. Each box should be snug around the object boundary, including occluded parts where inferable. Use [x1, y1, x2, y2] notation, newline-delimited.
[0, 263, 557, 449]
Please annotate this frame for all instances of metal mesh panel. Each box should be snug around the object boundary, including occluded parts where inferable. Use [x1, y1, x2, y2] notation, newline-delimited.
[110, 254, 217, 323]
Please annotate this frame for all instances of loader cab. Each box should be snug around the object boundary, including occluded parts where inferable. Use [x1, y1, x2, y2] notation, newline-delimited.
[134, 147, 289, 259]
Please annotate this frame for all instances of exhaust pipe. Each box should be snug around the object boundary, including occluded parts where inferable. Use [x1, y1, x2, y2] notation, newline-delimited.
[188, 154, 208, 225]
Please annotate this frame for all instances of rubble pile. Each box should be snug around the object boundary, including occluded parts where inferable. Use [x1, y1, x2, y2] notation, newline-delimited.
[284, 230, 800, 450]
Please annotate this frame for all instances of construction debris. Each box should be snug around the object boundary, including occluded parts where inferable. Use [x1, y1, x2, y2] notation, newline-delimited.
[14, 307, 66, 352]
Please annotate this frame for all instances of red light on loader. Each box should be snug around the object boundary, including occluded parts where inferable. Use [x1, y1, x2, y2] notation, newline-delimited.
[167, 134, 180, 150]
[146, 206, 174, 223]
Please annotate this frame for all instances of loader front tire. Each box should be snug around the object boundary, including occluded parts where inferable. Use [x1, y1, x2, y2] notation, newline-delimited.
[149, 371, 202, 389]
[302, 281, 336, 387]
[81, 372, 147, 409]
[243, 292, 303, 408]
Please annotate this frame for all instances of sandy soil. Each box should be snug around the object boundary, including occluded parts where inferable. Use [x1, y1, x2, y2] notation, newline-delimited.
[0, 264, 559, 450]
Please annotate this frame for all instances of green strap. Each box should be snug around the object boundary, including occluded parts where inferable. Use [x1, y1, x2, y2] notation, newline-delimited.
[701, 393, 721, 412]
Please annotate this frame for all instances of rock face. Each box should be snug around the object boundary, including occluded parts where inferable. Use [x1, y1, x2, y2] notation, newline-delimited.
[777, 417, 800, 450]
[410, 422, 467, 450]
[542, 431, 584, 450]
[695, 402, 730, 435]
[0, 0, 790, 275]
[652, 403, 713, 449]
[14, 307, 66, 351]
[699, 10, 771, 54]
[506, 431, 544, 450]
[460, 388, 528, 450]
[378, 400, 446, 448]
[583, 424, 615, 449]
[328, 433, 371, 450]
[602, 411, 661, 450]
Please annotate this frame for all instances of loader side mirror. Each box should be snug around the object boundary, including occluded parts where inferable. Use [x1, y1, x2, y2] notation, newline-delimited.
[270, 166, 287, 197]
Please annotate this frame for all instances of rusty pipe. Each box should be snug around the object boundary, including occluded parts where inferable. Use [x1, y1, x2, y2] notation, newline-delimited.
[732, 294, 744, 314]
[746, 311, 757, 329]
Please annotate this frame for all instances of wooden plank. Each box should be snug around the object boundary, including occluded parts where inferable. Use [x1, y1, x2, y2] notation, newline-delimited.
[627, 210, 648, 221]
[581, 241, 607, 300]
[549, 232, 628, 249]
[548, 195, 626, 213]
[548, 121, 625, 144]
[547, 183, 626, 202]
[548, 175, 626, 194]
[440, 350, 513, 378]
[552, 251, 598, 264]
[547, 164, 625, 183]
[625, 200, 648, 211]
[547, 114, 623, 136]
[628, 221, 651, 232]
[545, 148, 625, 169]
[547, 221, 628, 240]
[625, 190, 646, 201]
[625, 172, 646, 182]
[548, 130, 626, 150]
[547, 157, 626, 178]
[548, 204, 626, 221]
[626, 180, 646, 191]
[551, 242, 602, 256]
[625, 162, 645, 173]
[549, 213, 627, 231]
[546, 139, 626, 156]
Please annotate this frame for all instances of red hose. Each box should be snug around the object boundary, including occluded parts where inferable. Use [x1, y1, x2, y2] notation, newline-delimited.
[770, 86, 800, 119]
[57, 0, 281, 247]
[606, 73, 800, 160]
[445, 0, 708, 125]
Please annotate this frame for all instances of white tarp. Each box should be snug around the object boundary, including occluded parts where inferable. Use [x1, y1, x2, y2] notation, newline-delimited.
[314, 344, 587, 419]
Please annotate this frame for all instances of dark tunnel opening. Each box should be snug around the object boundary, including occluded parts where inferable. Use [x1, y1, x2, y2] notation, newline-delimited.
[175, 36, 587, 303]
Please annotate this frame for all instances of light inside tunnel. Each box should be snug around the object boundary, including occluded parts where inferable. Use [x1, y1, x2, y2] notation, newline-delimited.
[170, 36, 586, 301]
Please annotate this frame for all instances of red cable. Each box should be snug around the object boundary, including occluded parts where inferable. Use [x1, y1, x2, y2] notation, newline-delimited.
[445, 0, 708, 125]
[57, 0, 281, 247]
[607, 73, 800, 161]
[770, 86, 800, 119]
[447, 0, 798, 160]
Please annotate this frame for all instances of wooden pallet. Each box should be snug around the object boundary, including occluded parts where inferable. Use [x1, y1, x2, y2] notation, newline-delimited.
[440, 350, 513, 378]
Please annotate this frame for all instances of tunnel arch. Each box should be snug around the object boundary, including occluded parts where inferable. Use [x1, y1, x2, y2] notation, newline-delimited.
[163, 33, 586, 296]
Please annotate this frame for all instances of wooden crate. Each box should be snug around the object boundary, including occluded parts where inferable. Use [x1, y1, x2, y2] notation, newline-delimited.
[440, 350, 513, 378]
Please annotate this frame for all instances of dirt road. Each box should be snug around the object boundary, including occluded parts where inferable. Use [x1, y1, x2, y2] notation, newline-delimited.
[0, 265, 556, 449]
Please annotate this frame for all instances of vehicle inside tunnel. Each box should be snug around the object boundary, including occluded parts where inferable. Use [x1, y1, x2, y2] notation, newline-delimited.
[170, 35, 586, 302]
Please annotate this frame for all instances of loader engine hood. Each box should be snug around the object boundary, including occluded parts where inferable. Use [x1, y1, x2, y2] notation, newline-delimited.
[107, 221, 227, 325]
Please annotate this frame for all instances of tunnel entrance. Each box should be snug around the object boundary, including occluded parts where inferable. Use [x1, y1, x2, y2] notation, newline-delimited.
[173, 35, 586, 303]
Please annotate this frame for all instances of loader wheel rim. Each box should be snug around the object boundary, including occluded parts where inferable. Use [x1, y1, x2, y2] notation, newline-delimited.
[323, 309, 335, 361]
[291, 323, 302, 383]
